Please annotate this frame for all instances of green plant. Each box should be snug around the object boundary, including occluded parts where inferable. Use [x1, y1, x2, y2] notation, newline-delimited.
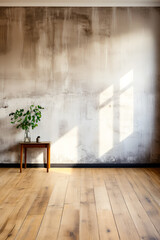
[9, 105, 44, 130]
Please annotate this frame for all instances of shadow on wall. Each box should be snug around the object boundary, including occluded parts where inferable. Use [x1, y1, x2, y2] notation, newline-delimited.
[151, 24, 160, 164]
[0, 7, 160, 164]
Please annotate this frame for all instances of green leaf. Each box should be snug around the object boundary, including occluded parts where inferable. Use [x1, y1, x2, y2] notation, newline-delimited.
[17, 119, 22, 122]
[38, 105, 44, 109]
[9, 104, 44, 130]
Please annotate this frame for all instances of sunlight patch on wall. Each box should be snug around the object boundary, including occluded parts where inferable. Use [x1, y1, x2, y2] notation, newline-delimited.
[120, 70, 134, 142]
[99, 85, 113, 157]
[53, 126, 78, 162]
[99, 85, 113, 106]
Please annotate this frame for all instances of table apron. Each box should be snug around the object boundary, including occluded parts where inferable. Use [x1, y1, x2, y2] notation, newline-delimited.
[22, 144, 49, 148]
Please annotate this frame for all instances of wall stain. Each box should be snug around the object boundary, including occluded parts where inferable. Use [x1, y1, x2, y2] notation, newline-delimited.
[0, 7, 160, 164]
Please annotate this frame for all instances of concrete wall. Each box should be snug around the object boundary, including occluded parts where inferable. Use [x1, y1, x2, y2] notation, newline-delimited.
[0, 7, 160, 164]
[1, 0, 160, 7]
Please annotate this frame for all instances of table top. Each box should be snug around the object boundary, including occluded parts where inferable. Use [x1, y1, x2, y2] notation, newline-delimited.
[20, 141, 51, 145]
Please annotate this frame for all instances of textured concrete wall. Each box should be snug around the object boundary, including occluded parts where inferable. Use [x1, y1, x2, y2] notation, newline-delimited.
[1, 0, 160, 7]
[0, 7, 160, 164]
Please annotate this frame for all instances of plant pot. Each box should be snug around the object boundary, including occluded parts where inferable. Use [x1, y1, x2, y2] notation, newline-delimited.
[24, 129, 31, 142]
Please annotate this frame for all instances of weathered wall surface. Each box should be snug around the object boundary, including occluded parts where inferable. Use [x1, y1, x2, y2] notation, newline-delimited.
[0, 7, 160, 164]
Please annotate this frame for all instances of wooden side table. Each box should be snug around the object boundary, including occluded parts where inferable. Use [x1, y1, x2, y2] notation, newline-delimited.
[20, 142, 51, 173]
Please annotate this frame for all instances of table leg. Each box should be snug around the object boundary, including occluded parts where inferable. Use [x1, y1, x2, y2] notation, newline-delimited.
[20, 144, 23, 173]
[24, 148, 27, 168]
[47, 144, 50, 172]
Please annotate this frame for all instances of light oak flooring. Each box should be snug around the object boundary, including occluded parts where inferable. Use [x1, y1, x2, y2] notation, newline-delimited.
[0, 168, 160, 240]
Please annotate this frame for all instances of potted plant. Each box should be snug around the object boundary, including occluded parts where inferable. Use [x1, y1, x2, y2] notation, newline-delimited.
[9, 105, 44, 142]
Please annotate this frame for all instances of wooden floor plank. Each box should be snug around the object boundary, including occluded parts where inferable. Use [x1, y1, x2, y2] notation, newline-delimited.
[116, 169, 160, 240]
[0, 169, 29, 204]
[57, 203, 80, 240]
[93, 169, 119, 240]
[65, 175, 81, 205]
[0, 169, 48, 240]
[0, 169, 35, 239]
[36, 171, 69, 240]
[47, 175, 69, 207]
[0, 192, 38, 240]
[79, 202, 99, 240]
[0, 168, 160, 240]
[15, 169, 56, 240]
[145, 168, 160, 190]
[57, 171, 80, 240]
[133, 169, 160, 206]
[36, 205, 63, 240]
[79, 169, 99, 240]
[0, 169, 15, 188]
[80, 168, 95, 204]
[125, 168, 160, 235]
[15, 215, 43, 240]
[105, 173, 140, 240]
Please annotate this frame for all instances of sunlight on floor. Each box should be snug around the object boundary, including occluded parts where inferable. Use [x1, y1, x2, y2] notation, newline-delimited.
[52, 168, 73, 175]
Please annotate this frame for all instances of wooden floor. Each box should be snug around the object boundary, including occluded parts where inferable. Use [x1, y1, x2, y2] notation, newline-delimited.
[0, 168, 160, 240]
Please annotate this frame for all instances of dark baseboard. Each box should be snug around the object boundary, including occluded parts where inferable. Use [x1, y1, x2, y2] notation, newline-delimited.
[52, 163, 160, 168]
[0, 163, 160, 168]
